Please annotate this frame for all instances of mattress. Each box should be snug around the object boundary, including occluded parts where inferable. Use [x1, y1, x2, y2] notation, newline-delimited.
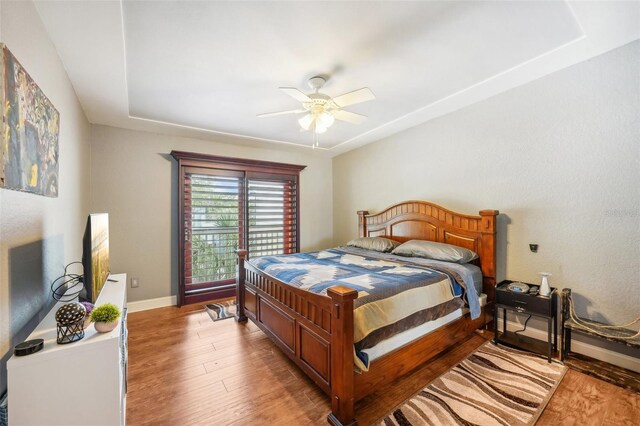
[360, 293, 487, 368]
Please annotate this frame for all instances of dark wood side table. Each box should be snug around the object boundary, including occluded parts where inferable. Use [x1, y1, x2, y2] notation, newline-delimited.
[494, 280, 558, 362]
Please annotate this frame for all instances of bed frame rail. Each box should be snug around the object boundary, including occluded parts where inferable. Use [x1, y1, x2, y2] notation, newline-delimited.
[237, 250, 358, 424]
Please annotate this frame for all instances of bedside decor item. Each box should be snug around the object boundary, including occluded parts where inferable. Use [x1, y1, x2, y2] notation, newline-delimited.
[90, 303, 121, 333]
[507, 281, 530, 293]
[539, 272, 552, 296]
[55, 303, 86, 344]
[0, 43, 60, 197]
[13, 339, 44, 356]
[376, 342, 567, 426]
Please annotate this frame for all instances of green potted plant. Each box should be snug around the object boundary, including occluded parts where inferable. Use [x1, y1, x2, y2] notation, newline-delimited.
[90, 303, 121, 333]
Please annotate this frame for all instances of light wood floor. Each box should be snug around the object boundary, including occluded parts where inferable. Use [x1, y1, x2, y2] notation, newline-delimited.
[127, 303, 640, 425]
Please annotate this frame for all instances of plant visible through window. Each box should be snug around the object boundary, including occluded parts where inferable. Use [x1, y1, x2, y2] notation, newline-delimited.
[188, 174, 240, 284]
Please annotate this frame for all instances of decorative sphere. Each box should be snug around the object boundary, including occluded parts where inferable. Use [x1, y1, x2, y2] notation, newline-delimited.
[55, 303, 87, 325]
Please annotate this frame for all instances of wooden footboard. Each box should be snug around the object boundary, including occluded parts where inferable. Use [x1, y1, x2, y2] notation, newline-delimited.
[236, 250, 358, 425]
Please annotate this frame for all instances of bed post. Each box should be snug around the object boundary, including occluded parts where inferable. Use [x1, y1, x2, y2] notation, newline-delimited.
[478, 210, 498, 329]
[236, 249, 248, 323]
[327, 286, 359, 426]
[357, 211, 369, 238]
[479, 210, 498, 301]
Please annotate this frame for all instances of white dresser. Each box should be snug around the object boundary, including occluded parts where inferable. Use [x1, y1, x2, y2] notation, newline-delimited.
[7, 273, 128, 426]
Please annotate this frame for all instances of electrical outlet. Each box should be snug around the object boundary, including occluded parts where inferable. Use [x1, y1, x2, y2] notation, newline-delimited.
[131, 278, 139, 288]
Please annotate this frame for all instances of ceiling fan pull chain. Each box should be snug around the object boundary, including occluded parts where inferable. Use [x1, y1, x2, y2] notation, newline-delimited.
[312, 123, 319, 148]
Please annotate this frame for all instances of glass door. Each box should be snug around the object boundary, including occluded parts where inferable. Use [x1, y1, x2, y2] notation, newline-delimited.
[181, 167, 244, 304]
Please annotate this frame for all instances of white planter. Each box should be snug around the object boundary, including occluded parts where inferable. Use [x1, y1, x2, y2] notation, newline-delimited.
[94, 320, 119, 333]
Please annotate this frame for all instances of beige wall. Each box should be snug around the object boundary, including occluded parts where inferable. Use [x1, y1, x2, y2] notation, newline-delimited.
[0, 1, 91, 392]
[90, 125, 333, 302]
[333, 41, 640, 324]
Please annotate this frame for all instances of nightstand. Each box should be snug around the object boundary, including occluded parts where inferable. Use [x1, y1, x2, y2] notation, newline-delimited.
[494, 280, 558, 362]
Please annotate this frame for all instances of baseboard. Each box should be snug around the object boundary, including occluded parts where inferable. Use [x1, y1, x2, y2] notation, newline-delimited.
[503, 318, 640, 373]
[127, 295, 177, 313]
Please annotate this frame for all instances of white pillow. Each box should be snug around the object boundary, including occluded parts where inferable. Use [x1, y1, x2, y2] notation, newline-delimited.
[346, 237, 401, 253]
[392, 240, 478, 263]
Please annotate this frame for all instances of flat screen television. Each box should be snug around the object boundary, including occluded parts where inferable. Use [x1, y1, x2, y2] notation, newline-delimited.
[81, 213, 110, 303]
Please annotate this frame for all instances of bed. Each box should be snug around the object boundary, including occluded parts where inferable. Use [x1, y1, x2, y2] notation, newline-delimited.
[235, 200, 498, 425]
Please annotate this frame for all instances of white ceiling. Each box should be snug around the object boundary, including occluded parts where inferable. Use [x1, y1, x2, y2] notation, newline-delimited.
[34, 1, 640, 156]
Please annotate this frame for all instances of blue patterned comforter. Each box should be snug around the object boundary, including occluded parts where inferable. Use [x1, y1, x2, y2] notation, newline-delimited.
[248, 247, 481, 370]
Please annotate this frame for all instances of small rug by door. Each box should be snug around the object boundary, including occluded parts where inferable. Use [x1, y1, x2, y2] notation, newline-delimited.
[205, 300, 236, 322]
[378, 341, 567, 426]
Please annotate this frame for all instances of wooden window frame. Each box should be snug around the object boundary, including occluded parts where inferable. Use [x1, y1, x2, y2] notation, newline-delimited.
[171, 151, 306, 306]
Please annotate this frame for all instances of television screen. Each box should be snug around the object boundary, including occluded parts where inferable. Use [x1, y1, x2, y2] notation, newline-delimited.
[82, 213, 110, 303]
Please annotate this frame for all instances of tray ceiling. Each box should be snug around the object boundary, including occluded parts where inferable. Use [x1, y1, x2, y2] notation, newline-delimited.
[34, 1, 640, 155]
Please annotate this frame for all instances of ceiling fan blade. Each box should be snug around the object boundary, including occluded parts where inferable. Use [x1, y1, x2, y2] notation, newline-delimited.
[333, 109, 367, 125]
[279, 87, 312, 103]
[257, 109, 306, 118]
[332, 88, 375, 108]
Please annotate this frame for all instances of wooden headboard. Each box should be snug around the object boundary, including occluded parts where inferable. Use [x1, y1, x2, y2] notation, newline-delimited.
[357, 200, 499, 301]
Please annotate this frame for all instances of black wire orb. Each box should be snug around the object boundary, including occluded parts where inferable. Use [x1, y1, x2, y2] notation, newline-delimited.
[51, 262, 85, 302]
[56, 303, 86, 344]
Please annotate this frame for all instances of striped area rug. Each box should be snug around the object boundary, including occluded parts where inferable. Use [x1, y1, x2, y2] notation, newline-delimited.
[204, 300, 236, 322]
[378, 341, 567, 426]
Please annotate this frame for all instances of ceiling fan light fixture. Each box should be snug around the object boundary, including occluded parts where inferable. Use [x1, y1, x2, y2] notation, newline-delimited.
[298, 110, 334, 134]
[298, 114, 313, 131]
[318, 111, 335, 128]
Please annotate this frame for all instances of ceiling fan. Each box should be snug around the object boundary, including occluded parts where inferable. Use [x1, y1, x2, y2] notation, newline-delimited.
[258, 76, 375, 147]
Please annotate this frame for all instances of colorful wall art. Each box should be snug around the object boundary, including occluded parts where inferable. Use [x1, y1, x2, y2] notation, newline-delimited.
[1, 43, 60, 197]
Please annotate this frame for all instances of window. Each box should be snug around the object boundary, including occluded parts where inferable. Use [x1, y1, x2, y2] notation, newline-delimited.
[172, 151, 305, 305]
